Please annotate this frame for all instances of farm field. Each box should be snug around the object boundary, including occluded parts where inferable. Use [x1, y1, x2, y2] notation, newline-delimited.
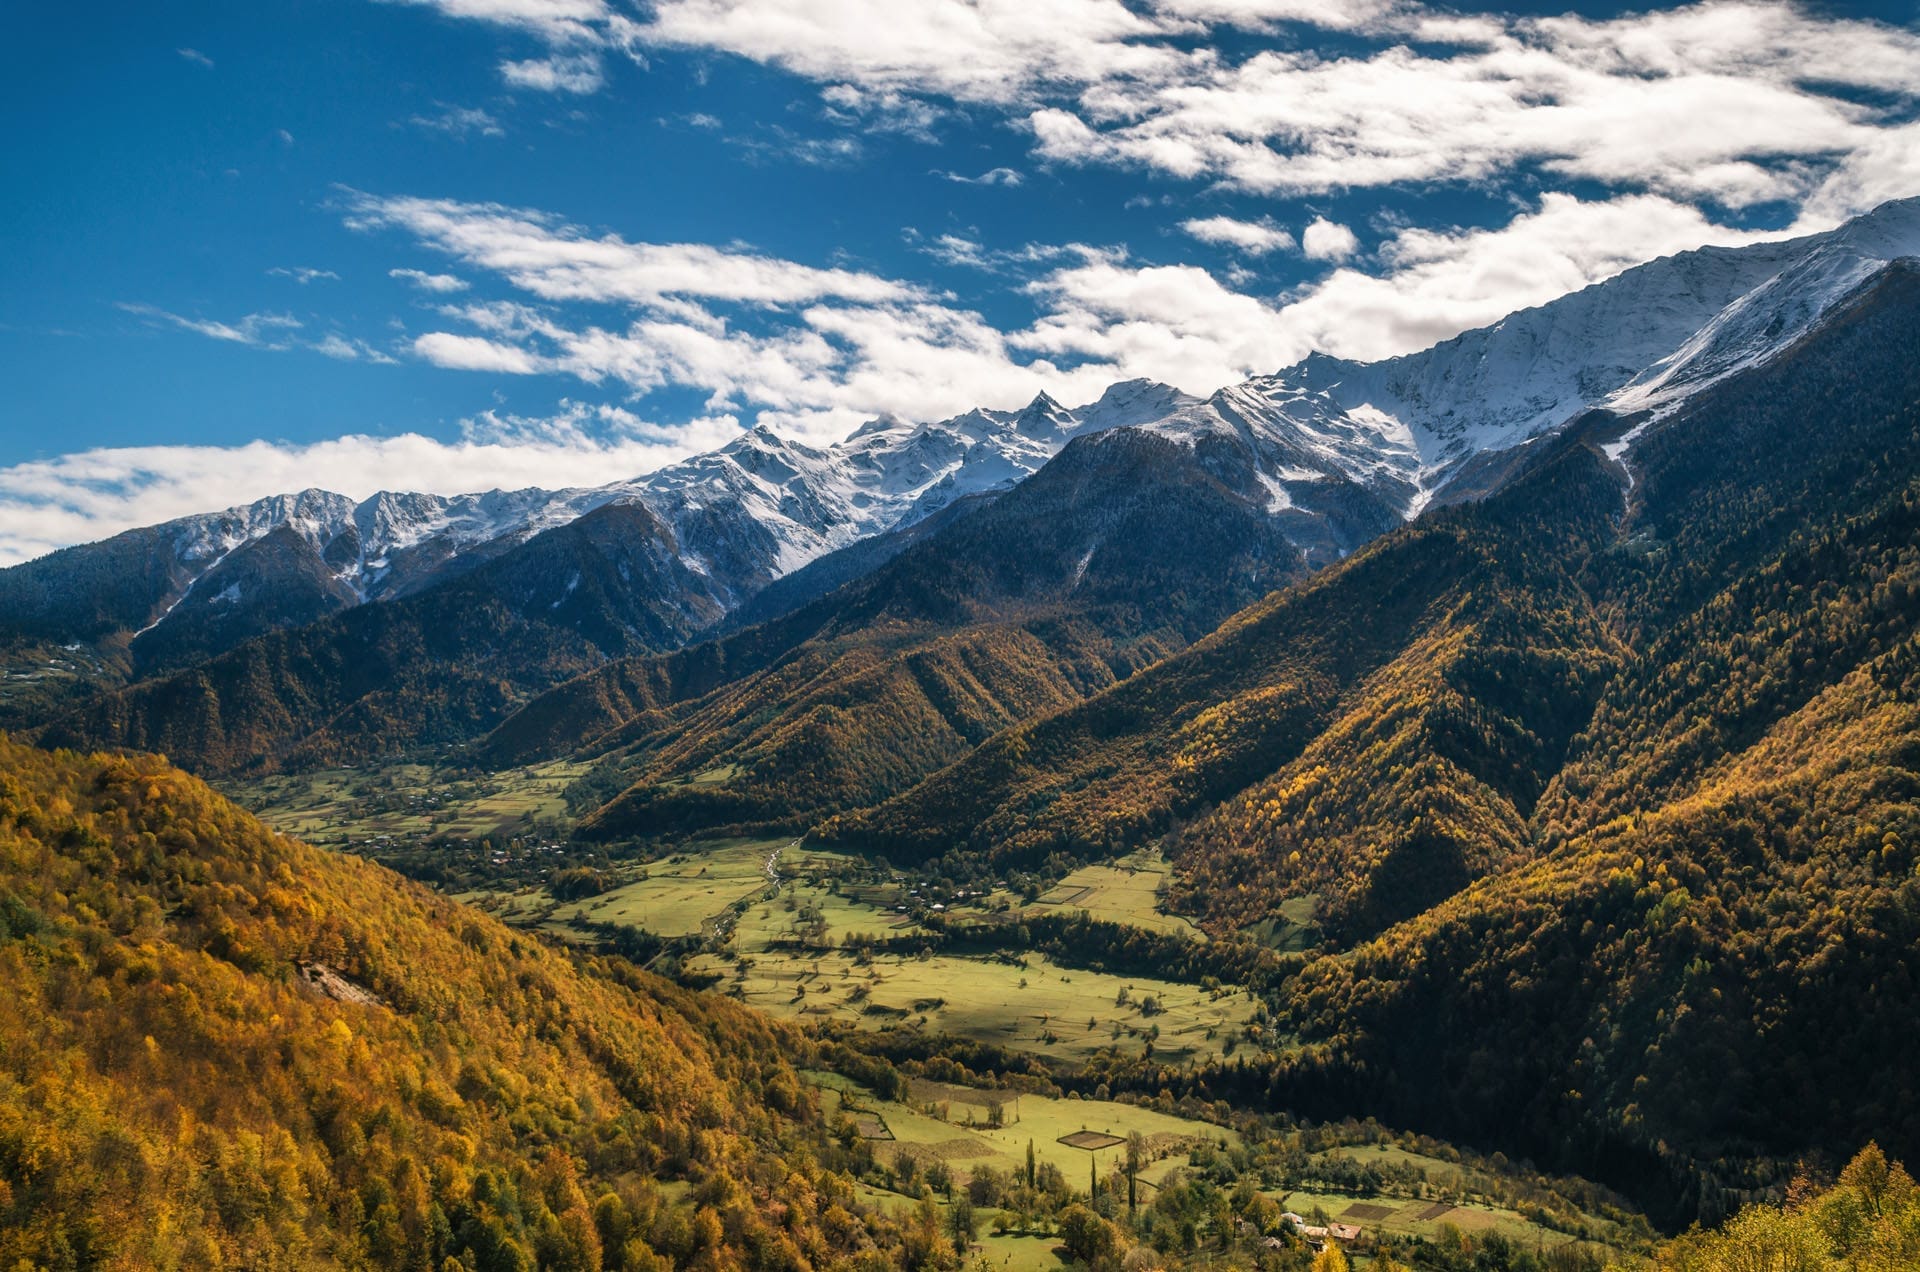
[230, 758, 586, 849]
[700, 931, 1256, 1065]
[810, 1073, 1237, 1194]
[1270, 1185, 1610, 1253]
[707, 861, 1256, 1067]
[481, 837, 788, 939]
[1244, 893, 1323, 953]
[969, 1230, 1066, 1272]
[1022, 850, 1203, 939]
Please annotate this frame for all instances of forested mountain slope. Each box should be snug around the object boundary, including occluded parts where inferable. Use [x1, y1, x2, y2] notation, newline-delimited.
[33, 502, 739, 775]
[814, 427, 1625, 917]
[1273, 264, 1920, 1222]
[490, 426, 1310, 839]
[820, 261, 1920, 1221]
[0, 735, 909, 1270]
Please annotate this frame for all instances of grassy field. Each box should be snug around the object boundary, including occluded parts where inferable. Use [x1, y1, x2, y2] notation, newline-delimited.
[240, 766, 1257, 1066]
[970, 1230, 1067, 1272]
[1266, 1140, 1635, 1254]
[707, 858, 1256, 1067]
[813, 1072, 1236, 1193]
[1024, 851, 1204, 940]
[701, 923, 1256, 1066]
[230, 759, 586, 849]
[1270, 1185, 1586, 1251]
[816, 1072, 1629, 1260]
[469, 837, 788, 940]
[1245, 893, 1323, 953]
[562, 838, 785, 936]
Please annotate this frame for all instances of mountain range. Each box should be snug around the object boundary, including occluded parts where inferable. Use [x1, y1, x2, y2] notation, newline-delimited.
[8, 196, 1920, 1248]
[13, 199, 1915, 667]
[11, 198, 1919, 775]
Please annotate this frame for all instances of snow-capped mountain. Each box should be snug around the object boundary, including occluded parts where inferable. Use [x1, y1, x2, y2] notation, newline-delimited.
[619, 377, 1201, 583]
[1133, 196, 1920, 524]
[7, 197, 1916, 672]
[0, 378, 1194, 666]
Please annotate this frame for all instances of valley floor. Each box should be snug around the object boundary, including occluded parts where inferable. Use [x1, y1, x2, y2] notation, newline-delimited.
[228, 757, 1646, 1267]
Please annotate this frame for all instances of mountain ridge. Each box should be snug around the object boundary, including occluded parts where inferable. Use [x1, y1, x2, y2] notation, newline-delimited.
[10, 198, 1915, 685]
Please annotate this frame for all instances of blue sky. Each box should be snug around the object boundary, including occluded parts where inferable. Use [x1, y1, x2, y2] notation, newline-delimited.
[2, 0, 1917, 561]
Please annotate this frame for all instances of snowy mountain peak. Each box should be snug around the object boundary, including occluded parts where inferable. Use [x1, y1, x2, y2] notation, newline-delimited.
[1012, 391, 1076, 437]
[1121, 198, 1920, 525]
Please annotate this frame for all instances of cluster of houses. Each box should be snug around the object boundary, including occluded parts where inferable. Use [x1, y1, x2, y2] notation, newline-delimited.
[1269, 1213, 1364, 1253]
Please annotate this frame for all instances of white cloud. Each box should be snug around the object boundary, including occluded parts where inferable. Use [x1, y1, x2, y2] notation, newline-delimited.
[268, 266, 340, 284]
[0, 418, 726, 568]
[364, 181, 1810, 444]
[1294, 191, 1776, 360]
[1181, 214, 1295, 254]
[118, 303, 303, 348]
[382, 0, 1920, 226]
[388, 0, 621, 93]
[312, 333, 400, 363]
[389, 0, 610, 40]
[1016, 259, 1297, 391]
[501, 52, 605, 93]
[119, 302, 406, 365]
[390, 267, 471, 293]
[177, 48, 215, 68]
[1795, 119, 1920, 231]
[1025, 4, 1920, 213]
[383, 0, 1920, 230]
[409, 104, 505, 137]
[414, 331, 550, 373]
[47, 181, 1831, 564]
[346, 192, 925, 307]
[820, 83, 947, 139]
[1300, 217, 1357, 262]
[637, 0, 1188, 106]
[1018, 190, 1789, 380]
[936, 166, 1025, 186]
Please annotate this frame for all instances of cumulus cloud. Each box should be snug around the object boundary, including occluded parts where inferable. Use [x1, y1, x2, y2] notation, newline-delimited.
[378, 0, 1920, 229]
[1031, 4, 1920, 212]
[0, 414, 730, 567]
[392, 0, 611, 38]
[636, 0, 1187, 106]
[387, 0, 622, 93]
[611, 0, 1920, 221]
[413, 331, 551, 373]
[1181, 215, 1295, 254]
[388, 0, 1920, 229]
[1273, 192, 1778, 360]
[81, 0, 1920, 562]
[1152, 0, 1414, 33]
[1300, 217, 1357, 262]
[1020, 190, 1791, 380]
